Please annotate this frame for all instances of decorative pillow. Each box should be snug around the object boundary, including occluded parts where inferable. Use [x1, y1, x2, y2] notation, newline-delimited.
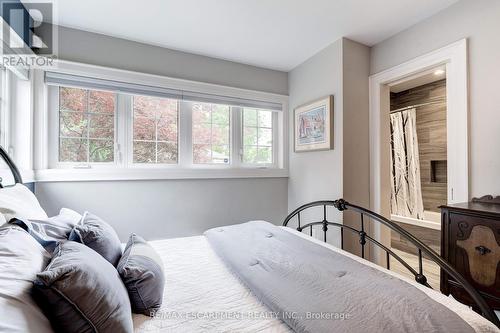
[118, 234, 165, 316]
[10, 208, 82, 252]
[69, 212, 122, 266]
[32, 241, 133, 333]
[0, 225, 53, 333]
[0, 184, 48, 224]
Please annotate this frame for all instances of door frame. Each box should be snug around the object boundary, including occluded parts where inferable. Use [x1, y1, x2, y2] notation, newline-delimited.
[368, 39, 468, 264]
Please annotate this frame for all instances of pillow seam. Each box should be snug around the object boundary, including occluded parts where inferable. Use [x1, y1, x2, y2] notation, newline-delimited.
[45, 285, 98, 332]
[121, 234, 137, 276]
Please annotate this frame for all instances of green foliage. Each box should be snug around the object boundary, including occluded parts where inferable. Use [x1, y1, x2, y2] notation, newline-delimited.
[59, 90, 274, 166]
[192, 102, 230, 164]
[242, 108, 273, 164]
[59, 87, 115, 163]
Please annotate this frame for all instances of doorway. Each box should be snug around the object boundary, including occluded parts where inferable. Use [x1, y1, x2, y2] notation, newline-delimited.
[387, 67, 447, 288]
[368, 39, 468, 271]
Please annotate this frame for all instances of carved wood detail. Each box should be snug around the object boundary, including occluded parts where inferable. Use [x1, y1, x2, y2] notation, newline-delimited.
[456, 226, 500, 286]
[472, 195, 500, 205]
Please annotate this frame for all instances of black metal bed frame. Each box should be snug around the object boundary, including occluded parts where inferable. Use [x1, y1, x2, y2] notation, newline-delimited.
[0, 145, 22, 187]
[1, 144, 498, 326]
[283, 200, 500, 327]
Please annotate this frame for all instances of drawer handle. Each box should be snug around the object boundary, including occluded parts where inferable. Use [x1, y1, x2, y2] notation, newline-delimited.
[474, 245, 491, 255]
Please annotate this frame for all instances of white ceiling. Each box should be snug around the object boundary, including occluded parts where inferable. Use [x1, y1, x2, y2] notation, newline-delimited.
[35, 0, 458, 71]
[390, 66, 446, 93]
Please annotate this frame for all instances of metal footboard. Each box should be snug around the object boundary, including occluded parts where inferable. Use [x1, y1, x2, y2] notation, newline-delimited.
[283, 199, 500, 327]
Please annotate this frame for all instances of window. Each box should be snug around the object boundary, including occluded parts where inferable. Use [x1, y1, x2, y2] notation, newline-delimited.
[242, 108, 273, 164]
[192, 102, 230, 164]
[44, 67, 287, 179]
[58, 87, 116, 163]
[0, 67, 7, 148]
[132, 95, 178, 164]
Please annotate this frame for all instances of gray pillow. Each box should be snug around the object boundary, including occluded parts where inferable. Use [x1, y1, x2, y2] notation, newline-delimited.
[32, 241, 133, 333]
[117, 234, 165, 316]
[69, 212, 122, 266]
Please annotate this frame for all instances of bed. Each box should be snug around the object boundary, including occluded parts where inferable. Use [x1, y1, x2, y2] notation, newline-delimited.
[0, 145, 499, 333]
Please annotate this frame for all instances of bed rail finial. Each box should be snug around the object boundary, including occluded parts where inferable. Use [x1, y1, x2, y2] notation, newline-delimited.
[333, 199, 347, 211]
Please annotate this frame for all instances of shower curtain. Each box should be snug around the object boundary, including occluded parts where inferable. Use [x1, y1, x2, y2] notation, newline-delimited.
[390, 108, 424, 219]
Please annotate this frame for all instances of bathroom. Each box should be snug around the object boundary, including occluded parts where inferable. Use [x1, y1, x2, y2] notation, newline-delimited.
[388, 67, 447, 288]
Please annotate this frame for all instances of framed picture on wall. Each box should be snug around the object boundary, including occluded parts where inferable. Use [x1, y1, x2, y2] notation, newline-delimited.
[294, 95, 334, 152]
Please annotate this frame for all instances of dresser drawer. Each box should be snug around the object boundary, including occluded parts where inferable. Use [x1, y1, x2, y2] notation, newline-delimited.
[445, 212, 500, 299]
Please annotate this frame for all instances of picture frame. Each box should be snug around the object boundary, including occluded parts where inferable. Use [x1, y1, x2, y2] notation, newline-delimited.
[294, 95, 334, 152]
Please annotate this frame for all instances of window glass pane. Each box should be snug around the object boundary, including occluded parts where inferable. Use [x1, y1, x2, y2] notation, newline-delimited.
[89, 139, 114, 162]
[59, 138, 88, 162]
[257, 147, 272, 164]
[89, 114, 114, 139]
[211, 125, 230, 145]
[243, 146, 257, 164]
[243, 108, 257, 126]
[243, 127, 257, 146]
[242, 108, 273, 164]
[132, 95, 179, 164]
[192, 123, 211, 144]
[133, 117, 155, 140]
[258, 127, 272, 146]
[60, 87, 86, 112]
[212, 145, 230, 164]
[133, 141, 155, 163]
[60, 111, 87, 137]
[58, 87, 115, 163]
[157, 120, 177, 142]
[212, 105, 230, 125]
[193, 144, 211, 164]
[157, 142, 177, 164]
[89, 90, 115, 113]
[191, 102, 231, 164]
[258, 110, 272, 128]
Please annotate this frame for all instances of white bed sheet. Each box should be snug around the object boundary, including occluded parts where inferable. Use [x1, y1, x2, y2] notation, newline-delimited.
[134, 227, 499, 333]
[133, 235, 292, 333]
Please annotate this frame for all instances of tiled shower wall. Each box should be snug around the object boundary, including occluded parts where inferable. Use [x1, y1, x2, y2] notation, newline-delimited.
[390, 79, 447, 212]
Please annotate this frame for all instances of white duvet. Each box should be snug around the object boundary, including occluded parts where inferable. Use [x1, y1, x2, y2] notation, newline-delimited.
[133, 235, 292, 333]
[134, 227, 498, 333]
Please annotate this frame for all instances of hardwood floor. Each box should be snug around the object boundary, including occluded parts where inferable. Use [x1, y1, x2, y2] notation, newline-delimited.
[389, 221, 441, 289]
[389, 248, 440, 289]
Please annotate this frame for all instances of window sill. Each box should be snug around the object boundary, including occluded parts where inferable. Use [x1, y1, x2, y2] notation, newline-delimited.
[0, 169, 35, 184]
[34, 167, 289, 182]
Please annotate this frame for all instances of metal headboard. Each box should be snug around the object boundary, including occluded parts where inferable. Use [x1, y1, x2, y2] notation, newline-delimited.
[283, 199, 500, 327]
[0, 145, 23, 187]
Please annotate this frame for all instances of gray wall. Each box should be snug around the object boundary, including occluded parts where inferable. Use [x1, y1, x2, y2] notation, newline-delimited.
[36, 178, 287, 241]
[287, 39, 343, 245]
[35, 26, 289, 241]
[371, 0, 500, 197]
[341, 39, 370, 256]
[40, 25, 288, 95]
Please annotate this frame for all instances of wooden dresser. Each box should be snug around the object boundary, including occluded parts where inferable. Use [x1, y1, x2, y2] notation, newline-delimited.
[440, 196, 500, 310]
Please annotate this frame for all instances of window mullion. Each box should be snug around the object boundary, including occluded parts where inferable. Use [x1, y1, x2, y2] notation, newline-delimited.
[155, 110, 158, 163]
[209, 107, 213, 163]
[273, 111, 279, 167]
[179, 101, 192, 167]
[232, 106, 242, 168]
[86, 90, 90, 163]
[116, 94, 129, 168]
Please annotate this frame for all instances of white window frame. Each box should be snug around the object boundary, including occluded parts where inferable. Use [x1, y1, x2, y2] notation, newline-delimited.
[239, 108, 279, 168]
[126, 95, 181, 168]
[0, 67, 9, 150]
[35, 60, 288, 181]
[187, 101, 232, 167]
[48, 86, 120, 169]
